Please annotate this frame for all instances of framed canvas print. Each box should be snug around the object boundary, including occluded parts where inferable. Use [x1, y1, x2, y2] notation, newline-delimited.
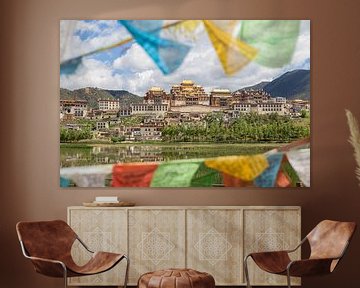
[60, 20, 310, 188]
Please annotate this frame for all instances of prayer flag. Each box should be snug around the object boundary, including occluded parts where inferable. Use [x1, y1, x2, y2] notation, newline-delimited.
[60, 165, 113, 187]
[151, 159, 203, 187]
[112, 163, 158, 187]
[119, 20, 190, 74]
[254, 153, 283, 187]
[203, 20, 257, 75]
[238, 20, 300, 67]
[286, 148, 310, 187]
[60, 177, 71, 188]
[60, 56, 82, 75]
[71, 174, 107, 187]
[190, 163, 221, 187]
[223, 173, 253, 187]
[276, 170, 292, 188]
[205, 154, 268, 181]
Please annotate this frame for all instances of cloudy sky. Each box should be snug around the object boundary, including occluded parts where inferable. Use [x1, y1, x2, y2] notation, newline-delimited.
[60, 20, 310, 96]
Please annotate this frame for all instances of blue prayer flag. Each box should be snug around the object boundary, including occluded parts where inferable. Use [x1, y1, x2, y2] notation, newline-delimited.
[60, 56, 82, 75]
[60, 176, 71, 188]
[119, 20, 190, 74]
[254, 153, 283, 187]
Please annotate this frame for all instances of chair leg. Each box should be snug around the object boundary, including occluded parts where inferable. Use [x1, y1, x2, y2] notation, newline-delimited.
[244, 255, 252, 288]
[62, 265, 68, 288]
[123, 255, 130, 288]
[286, 269, 291, 288]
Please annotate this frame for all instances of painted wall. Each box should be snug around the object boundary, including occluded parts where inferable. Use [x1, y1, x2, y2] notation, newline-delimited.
[1, 0, 360, 287]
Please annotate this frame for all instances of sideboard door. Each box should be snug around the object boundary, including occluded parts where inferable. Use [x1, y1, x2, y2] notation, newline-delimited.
[243, 208, 301, 286]
[128, 209, 186, 284]
[67, 206, 300, 286]
[186, 209, 243, 285]
[68, 208, 128, 286]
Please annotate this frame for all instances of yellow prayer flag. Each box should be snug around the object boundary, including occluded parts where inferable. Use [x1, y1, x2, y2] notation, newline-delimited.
[205, 154, 269, 181]
[166, 20, 202, 35]
[203, 20, 257, 75]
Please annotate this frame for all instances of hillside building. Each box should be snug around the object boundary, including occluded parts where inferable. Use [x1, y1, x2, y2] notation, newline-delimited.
[232, 102, 286, 116]
[170, 80, 209, 106]
[232, 89, 271, 103]
[98, 98, 120, 111]
[290, 99, 310, 112]
[60, 99, 88, 118]
[130, 103, 168, 116]
[210, 88, 233, 107]
[119, 106, 132, 117]
[144, 87, 171, 105]
[140, 123, 163, 141]
[96, 121, 109, 130]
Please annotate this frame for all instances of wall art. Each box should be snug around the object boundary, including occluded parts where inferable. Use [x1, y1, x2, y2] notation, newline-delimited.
[60, 20, 310, 188]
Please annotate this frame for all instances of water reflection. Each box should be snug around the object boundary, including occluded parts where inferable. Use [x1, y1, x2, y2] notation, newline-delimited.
[60, 144, 279, 167]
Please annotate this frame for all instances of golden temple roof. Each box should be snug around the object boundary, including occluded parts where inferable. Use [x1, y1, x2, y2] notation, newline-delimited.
[149, 86, 163, 91]
[181, 80, 194, 85]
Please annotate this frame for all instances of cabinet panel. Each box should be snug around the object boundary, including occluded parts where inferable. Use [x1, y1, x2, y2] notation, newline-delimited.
[243, 209, 301, 286]
[128, 209, 186, 284]
[187, 209, 243, 285]
[68, 208, 127, 286]
[67, 206, 301, 286]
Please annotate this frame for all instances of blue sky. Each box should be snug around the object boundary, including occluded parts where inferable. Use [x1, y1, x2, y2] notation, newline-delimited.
[60, 20, 310, 95]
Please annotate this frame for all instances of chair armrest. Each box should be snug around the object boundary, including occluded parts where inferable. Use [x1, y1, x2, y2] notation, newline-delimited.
[19, 240, 67, 277]
[25, 255, 67, 278]
[246, 250, 293, 260]
[287, 258, 335, 277]
[26, 255, 65, 266]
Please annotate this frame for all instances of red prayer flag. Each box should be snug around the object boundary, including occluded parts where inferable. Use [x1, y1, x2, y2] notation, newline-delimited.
[222, 173, 253, 187]
[112, 163, 158, 187]
[276, 170, 292, 187]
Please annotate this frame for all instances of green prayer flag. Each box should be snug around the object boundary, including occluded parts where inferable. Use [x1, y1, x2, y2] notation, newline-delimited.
[281, 159, 300, 187]
[191, 162, 222, 187]
[239, 20, 300, 68]
[150, 159, 204, 187]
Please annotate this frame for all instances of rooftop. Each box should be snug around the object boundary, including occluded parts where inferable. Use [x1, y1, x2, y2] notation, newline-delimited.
[98, 98, 120, 102]
[211, 88, 231, 93]
[181, 80, 194, 85]
[149, 87, 163, 91]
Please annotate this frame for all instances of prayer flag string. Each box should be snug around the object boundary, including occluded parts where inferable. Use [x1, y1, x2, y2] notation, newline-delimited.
[60, 20, 301, 76]
[60, 140, 310, 188]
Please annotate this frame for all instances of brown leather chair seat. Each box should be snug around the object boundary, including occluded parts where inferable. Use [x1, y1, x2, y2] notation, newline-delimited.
[16, 220, 129, 288]
[138, 268, 215, 288]
[244, 220, 357, 288]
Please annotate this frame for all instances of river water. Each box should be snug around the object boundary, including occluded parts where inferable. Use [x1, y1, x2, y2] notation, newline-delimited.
[60, 143, 281, 167]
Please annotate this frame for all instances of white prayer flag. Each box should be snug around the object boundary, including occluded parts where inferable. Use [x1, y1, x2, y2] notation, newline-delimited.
[287, 148, 310, 187]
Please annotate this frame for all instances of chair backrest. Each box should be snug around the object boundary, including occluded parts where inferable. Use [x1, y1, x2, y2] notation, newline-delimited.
[307, 220, 356, 261]
[16, 220, 77, 261]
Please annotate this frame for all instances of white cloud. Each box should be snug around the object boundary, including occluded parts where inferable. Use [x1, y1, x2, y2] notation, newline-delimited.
[61, 58, 124, 90]
[113, 44, 155, 72]
[75, 21, 102, 34]
[291, 20, 310, 68]
[60, 20, 130, 60]
[60, 20, 310, 95]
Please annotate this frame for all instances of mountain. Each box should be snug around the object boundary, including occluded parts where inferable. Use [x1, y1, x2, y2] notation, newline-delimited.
[263, 70, 310, 100]
[105, 90, 143, 106]
[237, 69, 310, 100]
[238, 81, 270, 91]
[60, 87, 142, 108]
